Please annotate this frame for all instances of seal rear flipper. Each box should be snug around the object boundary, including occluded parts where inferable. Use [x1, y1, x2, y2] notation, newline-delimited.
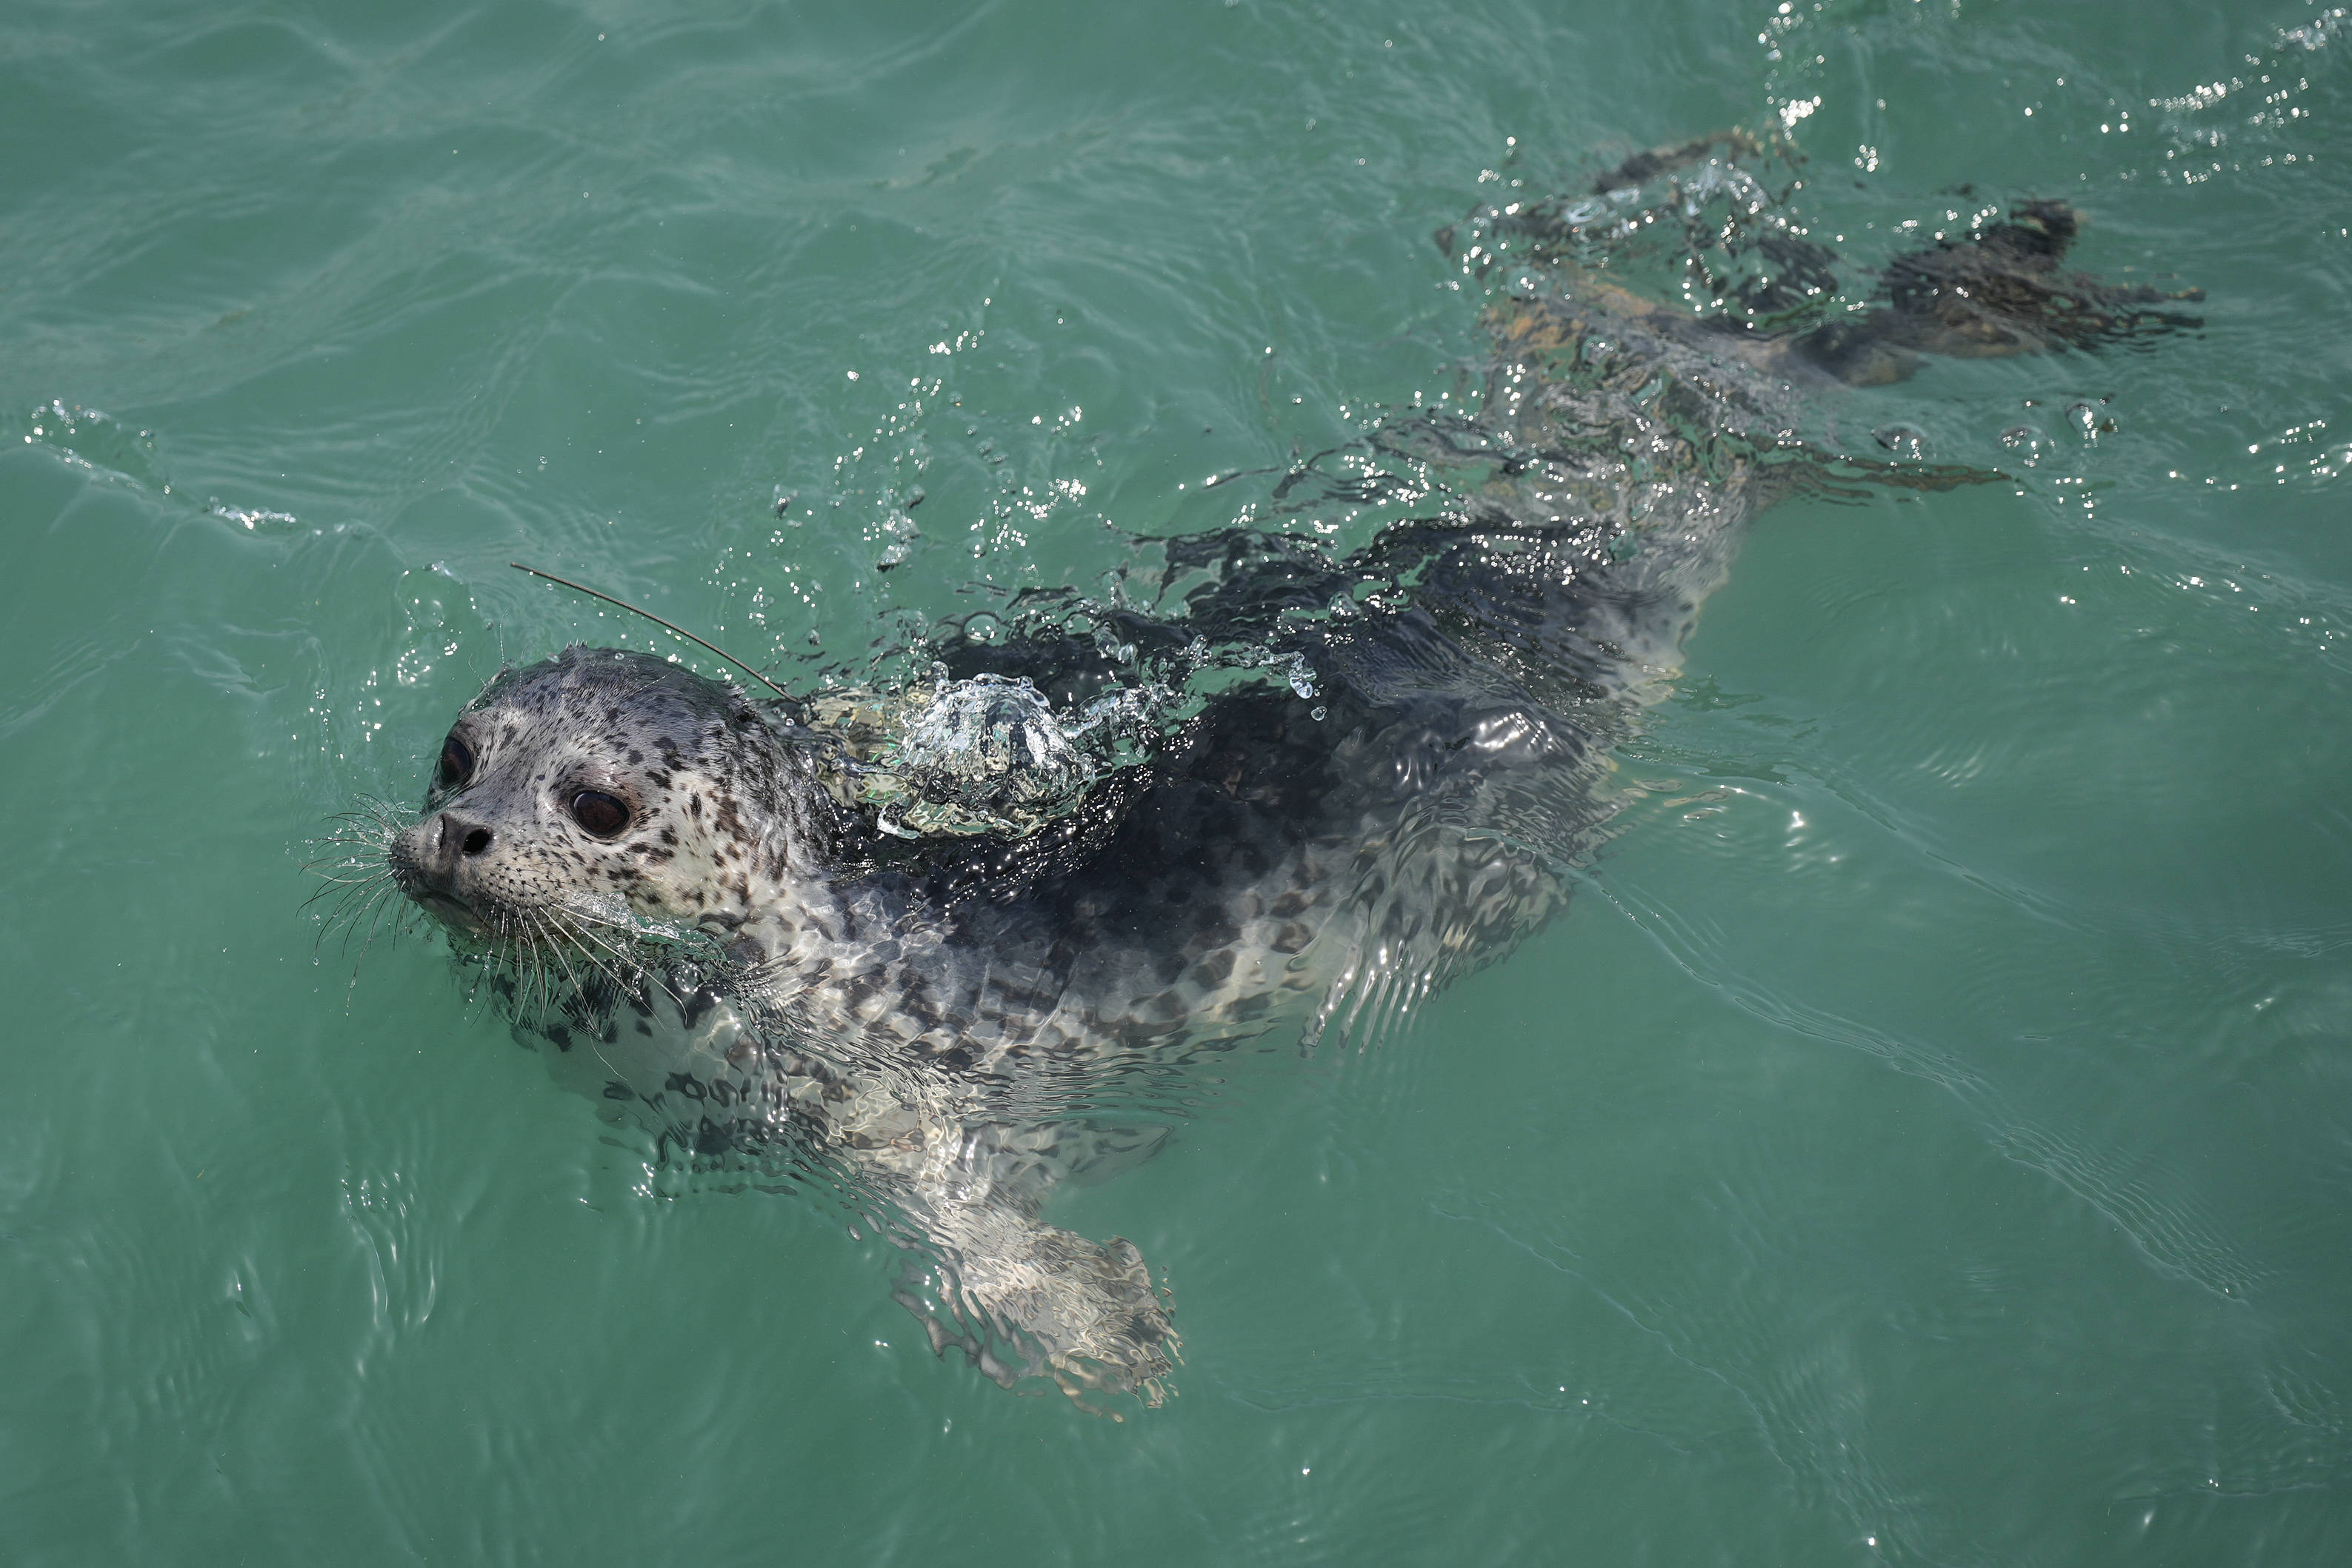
[1785, 317, 1925, 387]
[1866, 199, 2204, 359]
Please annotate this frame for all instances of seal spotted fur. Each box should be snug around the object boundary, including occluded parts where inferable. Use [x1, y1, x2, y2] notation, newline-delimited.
[344, 141, 2199, 1405]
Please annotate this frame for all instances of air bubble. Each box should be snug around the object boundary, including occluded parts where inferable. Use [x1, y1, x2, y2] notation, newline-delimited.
[2000, 424, 2051, 464]
[1871, 424, 1926, 458]
[2065, 400, 2113, 440]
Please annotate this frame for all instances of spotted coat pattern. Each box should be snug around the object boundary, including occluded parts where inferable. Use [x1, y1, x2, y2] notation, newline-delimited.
[385, 278, 1787, 1400]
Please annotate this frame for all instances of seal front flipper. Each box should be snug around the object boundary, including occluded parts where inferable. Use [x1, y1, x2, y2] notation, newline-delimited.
[891, 1194, 1177, 1412]
[872, 1112, 1176, 1409]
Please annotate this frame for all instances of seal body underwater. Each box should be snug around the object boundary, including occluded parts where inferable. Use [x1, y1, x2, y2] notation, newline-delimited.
[342, 139, 2200, 1405]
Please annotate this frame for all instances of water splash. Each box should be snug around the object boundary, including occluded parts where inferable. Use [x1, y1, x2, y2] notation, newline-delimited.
[16, 399, 167, 490]
[808, 633, 1317, 841]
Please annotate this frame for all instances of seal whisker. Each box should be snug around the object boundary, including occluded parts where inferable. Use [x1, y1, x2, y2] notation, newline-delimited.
[339, 881, 401, 954]
[508, 561, 793, 699]
[304, 875, 370, 934]
[514, 924, 550, 1024]
[310, 870, 399, 962]
[527, 913, 590, 1028]
[550, 915, 644, 1001]
[302, 799, 413, 967]
[543, 913, 619, 1021]
[319, 882, 407, 1001]
[493, 914, 543, 1021]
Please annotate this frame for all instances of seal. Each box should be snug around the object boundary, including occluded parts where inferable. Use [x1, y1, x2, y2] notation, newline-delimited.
[330, 138, 2199, 1407]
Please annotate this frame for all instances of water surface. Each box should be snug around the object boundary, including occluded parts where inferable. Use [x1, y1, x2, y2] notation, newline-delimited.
[6, 0, 2352, 1562]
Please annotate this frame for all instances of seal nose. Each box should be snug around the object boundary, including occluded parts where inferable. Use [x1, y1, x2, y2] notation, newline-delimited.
[387, 810, 498, 933]
[434, 811, 494, 869]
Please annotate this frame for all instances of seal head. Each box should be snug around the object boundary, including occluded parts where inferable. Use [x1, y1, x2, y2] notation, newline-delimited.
[388, 645, 818, 961]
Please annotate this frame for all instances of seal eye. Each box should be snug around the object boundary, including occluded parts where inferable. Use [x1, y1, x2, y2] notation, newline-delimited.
[569, 790, 631, 838]
[437, 734, 475, 790]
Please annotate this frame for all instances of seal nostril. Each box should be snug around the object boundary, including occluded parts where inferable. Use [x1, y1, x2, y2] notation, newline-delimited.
[461, 827, 493, 856]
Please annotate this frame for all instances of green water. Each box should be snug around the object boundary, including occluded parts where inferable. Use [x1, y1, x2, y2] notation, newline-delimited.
[7, 0, 2352, 1561]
